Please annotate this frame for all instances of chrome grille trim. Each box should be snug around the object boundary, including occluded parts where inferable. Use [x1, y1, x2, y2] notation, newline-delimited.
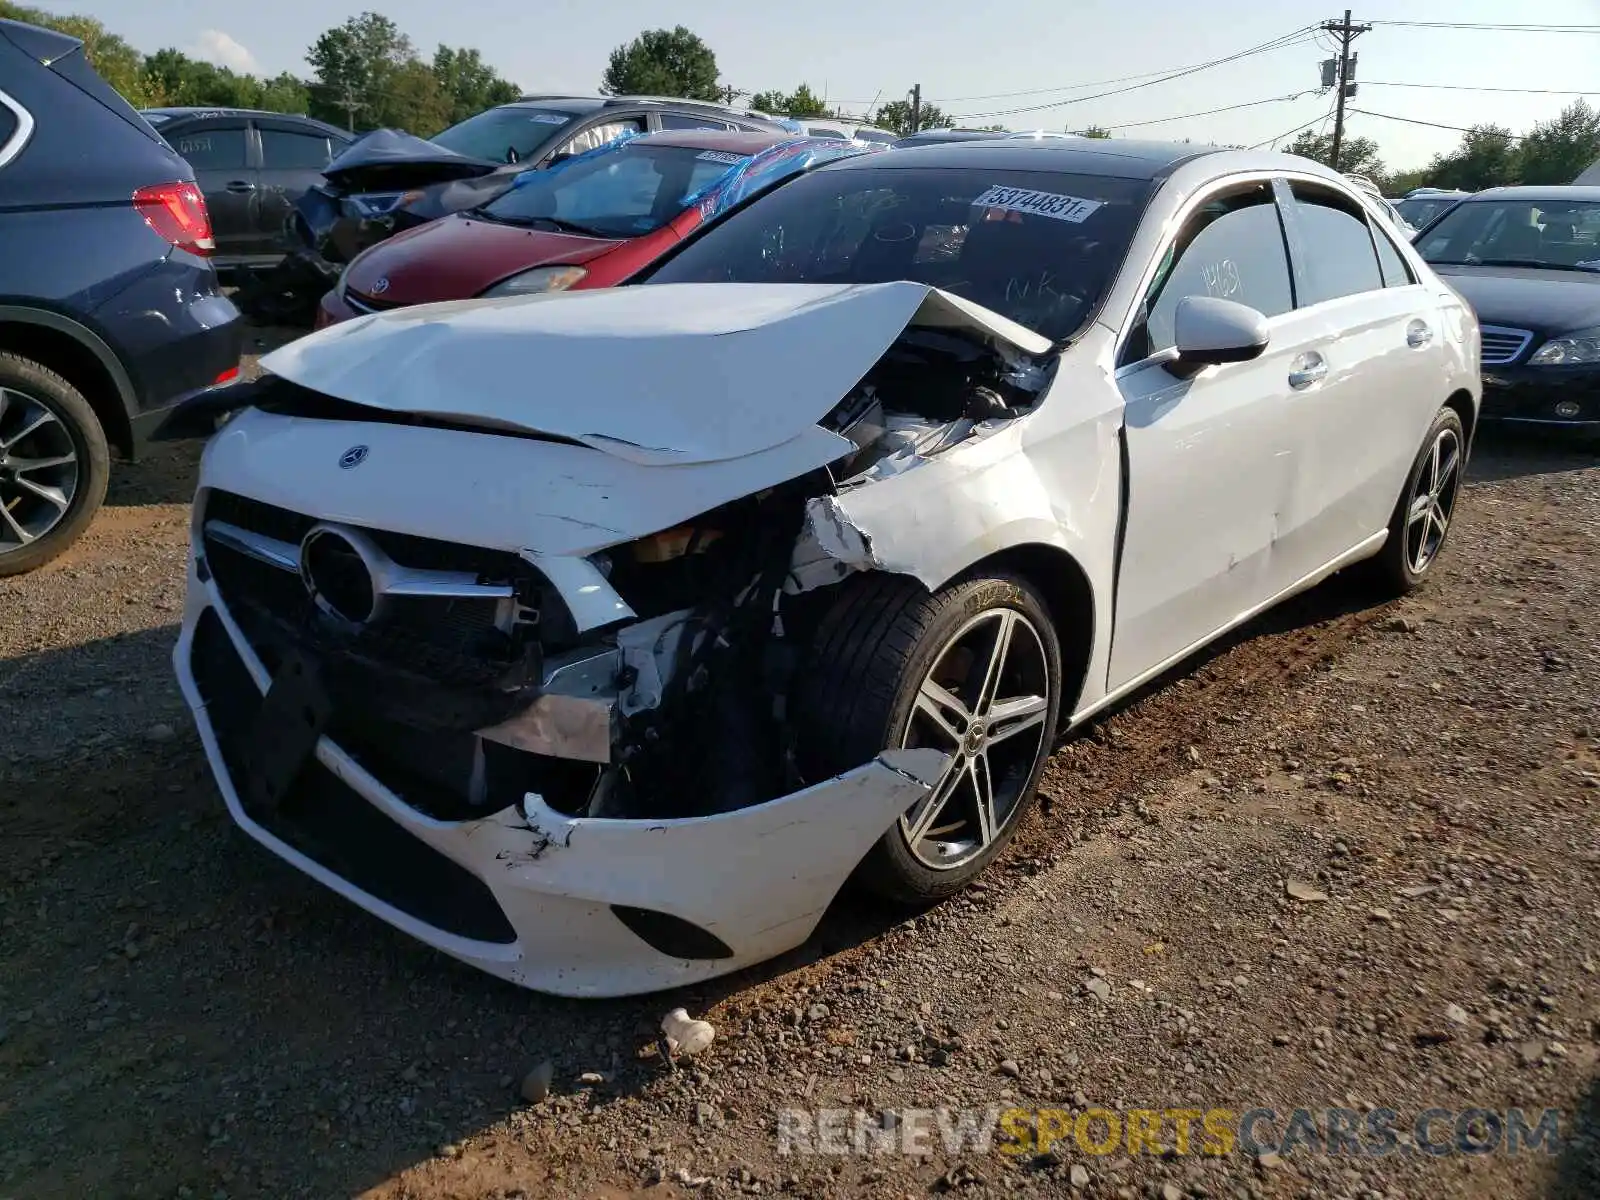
[1479, 325, 1534, 366]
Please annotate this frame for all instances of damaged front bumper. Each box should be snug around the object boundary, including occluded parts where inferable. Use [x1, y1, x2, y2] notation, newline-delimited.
[174, 551, 946, 997]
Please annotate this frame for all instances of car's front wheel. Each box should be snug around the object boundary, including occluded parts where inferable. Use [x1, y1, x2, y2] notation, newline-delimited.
[0, 354, 110, 578]
[795, 572, 1062, 904]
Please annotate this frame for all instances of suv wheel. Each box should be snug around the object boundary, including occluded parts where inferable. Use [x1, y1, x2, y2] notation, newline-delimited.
[0, 354, 110, 577]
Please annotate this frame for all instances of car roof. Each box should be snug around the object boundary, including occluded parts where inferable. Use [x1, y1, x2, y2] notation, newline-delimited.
[141, 107, 347, 134]
[827, 136, 1235, 180]
[509, 95, 777, 123]
[632, 129, 794, 154]
[1461, 185, 1600, 203]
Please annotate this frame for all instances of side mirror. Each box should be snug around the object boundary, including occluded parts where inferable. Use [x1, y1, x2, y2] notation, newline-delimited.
[1171, 296, 1270, 367]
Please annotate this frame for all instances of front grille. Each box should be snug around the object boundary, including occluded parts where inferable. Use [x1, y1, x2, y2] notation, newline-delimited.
[1480, 325, 1534, 366]
[200, 490, 543, 682]
[345, 289, 406, 314]
[190, 607, 517, 944]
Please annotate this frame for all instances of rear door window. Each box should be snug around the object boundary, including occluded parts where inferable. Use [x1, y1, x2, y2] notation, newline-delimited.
[1372, 223, 1415, 287]
[173, 126, 249, 170]
[556, 119, 645, 158]
[1287, 183, 1385, 305]
[260, 128, 334, 170]
[659, 113, 731, 131]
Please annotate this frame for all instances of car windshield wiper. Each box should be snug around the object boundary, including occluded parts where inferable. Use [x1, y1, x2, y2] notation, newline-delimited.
[1472, 257, 1566, 269]
[473, 212, 610, 237]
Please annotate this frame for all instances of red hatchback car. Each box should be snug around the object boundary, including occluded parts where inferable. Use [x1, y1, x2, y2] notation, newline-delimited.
[317, 130, 863, 326]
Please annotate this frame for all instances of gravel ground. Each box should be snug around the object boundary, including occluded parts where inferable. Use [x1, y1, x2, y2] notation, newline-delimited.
[1, 367, 1596, 1200]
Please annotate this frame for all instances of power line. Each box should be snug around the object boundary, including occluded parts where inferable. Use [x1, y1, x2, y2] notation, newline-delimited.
[1096, 91, 1316, 131]
[949, 28, 1321, 121]
[1364, 19, 1600, 32]
[1364, 80, 1600, 96]
[1248, 101, 1338, 150]
[1347, 108, 1527, 138]
[925, 34, 1315, 104]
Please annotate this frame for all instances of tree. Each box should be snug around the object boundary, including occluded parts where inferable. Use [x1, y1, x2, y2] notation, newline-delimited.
[874, 100, 954, 137]
[1284, 129, 1386, 182]
[1427, 124, 1519, 192]
[749, 83, 829, 118]
[306, 12, 419, 130]
[1078, 126, 1112, 139]
[259, 72, 313, 114]
[600, 27, 719, 101]
[432, 45, 519, 127]
[1517, 99, 1600, 186]
[0, 1, 154, 105]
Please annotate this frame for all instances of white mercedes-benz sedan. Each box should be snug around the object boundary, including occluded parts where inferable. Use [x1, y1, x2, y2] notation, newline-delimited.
[165, 139, 1480, 996]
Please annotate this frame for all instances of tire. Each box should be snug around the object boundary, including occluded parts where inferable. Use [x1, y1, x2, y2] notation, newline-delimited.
[0, 354, 111, 578]
[794, 572, 1063, 905]
[1364, 405, 1466, 597]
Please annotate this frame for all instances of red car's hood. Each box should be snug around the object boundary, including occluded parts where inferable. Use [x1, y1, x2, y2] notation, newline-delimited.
[342, 214, 623, 303]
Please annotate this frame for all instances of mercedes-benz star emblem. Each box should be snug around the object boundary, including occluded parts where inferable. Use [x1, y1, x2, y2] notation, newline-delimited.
[370, 277, 390, 294]
[338, 445, 369, 469]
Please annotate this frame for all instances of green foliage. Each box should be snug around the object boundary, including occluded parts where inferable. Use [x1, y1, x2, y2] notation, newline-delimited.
[749, 83, 829, 119]
[142, 48, 310, 112]
[0, 0, 155, 105]
[875, 100, 955, 137]
[600, 26, 720, 101]
[1423, 125, 1518, 192]
[1516, 99, 1600, 186]
[1077, 126, 1112, 139]
[1, 2, 515, 136]
[432, 46, 519, 126]
[1284, 130, 1387, 184]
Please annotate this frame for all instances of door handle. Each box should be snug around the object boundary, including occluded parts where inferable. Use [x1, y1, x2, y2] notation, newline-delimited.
[1406, 319, 1434, 348]
[1287, 355, 1327, 390]
[225, 180, 257, 193]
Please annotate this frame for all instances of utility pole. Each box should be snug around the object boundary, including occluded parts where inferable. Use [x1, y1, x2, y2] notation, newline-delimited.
[1322, 9, 1371, 170]
[338, 84, 360, 133]
[909, 83, 921, 135]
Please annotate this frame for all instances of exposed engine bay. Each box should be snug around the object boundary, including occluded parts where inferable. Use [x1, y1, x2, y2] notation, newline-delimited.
[194, 312, 1050, 830]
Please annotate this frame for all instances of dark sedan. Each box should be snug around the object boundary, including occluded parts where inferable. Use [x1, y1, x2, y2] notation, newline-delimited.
[1415, 185, 1600, 434]
[142, 108, 352, 271]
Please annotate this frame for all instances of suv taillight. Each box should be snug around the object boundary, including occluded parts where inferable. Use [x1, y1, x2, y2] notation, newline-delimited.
[133, 182, 215, 255]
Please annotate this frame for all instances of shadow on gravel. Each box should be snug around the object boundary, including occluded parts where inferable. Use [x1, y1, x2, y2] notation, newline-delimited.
[108, 440, 203, 508]
[1548, 1073, 1600, 1199]
[0, 545, 1401, 1199]
[1467, 428, 1600, 484]
[0, 624, 185, 764]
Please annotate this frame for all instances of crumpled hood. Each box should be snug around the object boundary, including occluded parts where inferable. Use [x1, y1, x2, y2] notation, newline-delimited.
[322, 127, 502, 191]
[259, 281, 1052, 466]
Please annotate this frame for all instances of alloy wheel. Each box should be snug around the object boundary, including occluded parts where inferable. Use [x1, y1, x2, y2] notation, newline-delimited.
[897, 607, 1052, 870]
[1404, 426, 1461, 576]
[0, 387, 80, 554]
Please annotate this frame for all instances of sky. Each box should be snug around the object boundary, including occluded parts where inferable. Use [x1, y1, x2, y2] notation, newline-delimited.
[29, 0, 1600, 172]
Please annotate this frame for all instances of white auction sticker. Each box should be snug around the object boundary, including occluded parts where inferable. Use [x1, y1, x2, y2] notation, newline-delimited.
[696, 150, 746, 164]
[971, 185, 1103, 223]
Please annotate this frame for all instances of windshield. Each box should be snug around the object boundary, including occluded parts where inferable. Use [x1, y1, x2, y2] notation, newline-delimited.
[481, 143, 748, 237]
[1416, 198, 1600, 271]
[1396, 196, 1462, 229]
[432, 107, 574, 163]
[643, 165, 1153, 341]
